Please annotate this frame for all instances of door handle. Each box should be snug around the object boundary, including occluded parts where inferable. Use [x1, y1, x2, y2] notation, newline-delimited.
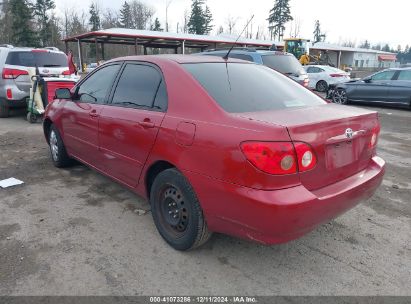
[138, 120, 155, 128]
[89, 109, 99, 118]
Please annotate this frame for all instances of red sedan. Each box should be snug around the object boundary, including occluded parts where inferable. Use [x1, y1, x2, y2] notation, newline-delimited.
[44, 55, 385, 250]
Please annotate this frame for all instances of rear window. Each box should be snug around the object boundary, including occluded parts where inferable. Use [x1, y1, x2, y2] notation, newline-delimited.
[6, 51, 68, 67]
[261, 54, 305, 76]
[183, 63, 326, 113]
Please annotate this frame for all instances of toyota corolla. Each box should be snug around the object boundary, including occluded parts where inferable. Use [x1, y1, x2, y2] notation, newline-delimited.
[43, 55, 385, 251]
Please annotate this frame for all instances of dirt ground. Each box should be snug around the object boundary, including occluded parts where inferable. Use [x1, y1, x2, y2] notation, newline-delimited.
[0, 104, 410, 296]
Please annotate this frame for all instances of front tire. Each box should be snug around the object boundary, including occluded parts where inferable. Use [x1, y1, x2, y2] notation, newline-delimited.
[48, 124, 71, 168]
[316, 80, 328, 92]
[150, 168, 212, 251]
[333, 88, 349, 105]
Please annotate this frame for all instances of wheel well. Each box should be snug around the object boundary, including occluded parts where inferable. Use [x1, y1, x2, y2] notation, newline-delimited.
[145, 161, 175, 198]
[43, 118, 53, 144]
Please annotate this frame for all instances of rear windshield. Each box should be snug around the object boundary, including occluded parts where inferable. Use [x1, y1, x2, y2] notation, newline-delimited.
[261, 54, 305, 76]
[183, 63, 326, 113]
[6, 51, 68, 67]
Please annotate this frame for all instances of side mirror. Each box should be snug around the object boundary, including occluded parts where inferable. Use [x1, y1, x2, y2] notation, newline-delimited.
[363, 78, 372, 83]
[55, 88, 72, 99]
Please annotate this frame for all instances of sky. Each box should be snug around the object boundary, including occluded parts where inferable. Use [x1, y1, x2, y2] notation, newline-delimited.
[54, 0, 410, 49]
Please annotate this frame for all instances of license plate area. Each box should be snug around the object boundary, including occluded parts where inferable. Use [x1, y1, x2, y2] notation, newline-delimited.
[325, 139, 359, 170]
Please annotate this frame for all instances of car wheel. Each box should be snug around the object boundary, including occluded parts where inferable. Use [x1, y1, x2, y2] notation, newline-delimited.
[150, 168, 212, 251]
[316, 80, 328, 92]
[0, 101, 10, 118]
[27, 112, 37, 123]
[49, 124, 71, 168]
[333, 88, 349, 105]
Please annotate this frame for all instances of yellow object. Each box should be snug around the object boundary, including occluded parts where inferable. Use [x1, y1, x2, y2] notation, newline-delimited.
[28, 68, 45, 114]
[284, 38, 311, 60]
[300, 54, 310, 65]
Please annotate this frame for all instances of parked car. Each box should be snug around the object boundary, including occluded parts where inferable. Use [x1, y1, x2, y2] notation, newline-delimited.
[44, 55, 385, 250]
[304, 65, 350, 92]
[85, 62, 98, 73]
[0, 45, 70, 117]
[333, 68, 411, 108]
[198, 48, 309, 87]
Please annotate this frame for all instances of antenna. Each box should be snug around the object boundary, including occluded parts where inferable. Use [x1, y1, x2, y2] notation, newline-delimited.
[223, 15, 255, 60]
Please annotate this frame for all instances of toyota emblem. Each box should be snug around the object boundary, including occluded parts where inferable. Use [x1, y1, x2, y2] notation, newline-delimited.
[345, 128, 354, 139]
[43, 68, 50, 73]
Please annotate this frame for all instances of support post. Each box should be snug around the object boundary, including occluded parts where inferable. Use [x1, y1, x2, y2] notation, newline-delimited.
[144, 46, 147, 55]
[95, 38, 99, 63]
[65, 41, 69, 54]
[337, 51, 342, 69]
[101, 43, 105, 60]
[182, 40, 185, 54]
[135, 38, 138, 55]
[174, 47, 178, 54]
[77, 39, 84, 72]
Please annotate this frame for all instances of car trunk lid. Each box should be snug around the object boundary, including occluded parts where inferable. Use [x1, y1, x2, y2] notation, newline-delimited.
[235, 104, 379, 190]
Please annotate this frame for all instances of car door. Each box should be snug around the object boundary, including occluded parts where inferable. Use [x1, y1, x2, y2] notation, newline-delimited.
[350, 70, 396, 102]
[387, 70, 411, 105]
[306, 67, 322, 88]
[98, 63, 167, 187]
[61, 63, 121, 167]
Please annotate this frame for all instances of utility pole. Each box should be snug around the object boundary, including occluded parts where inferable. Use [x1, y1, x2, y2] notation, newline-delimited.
[165, 0, 174, 32]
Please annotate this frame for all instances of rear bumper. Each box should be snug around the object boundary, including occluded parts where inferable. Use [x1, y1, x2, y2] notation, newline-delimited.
[184, 156, 385, 244]
[0, 97, 27, 109]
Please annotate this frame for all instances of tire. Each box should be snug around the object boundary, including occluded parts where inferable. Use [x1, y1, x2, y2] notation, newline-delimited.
[0, 100, 10, 118]
[316, 80, 328, 92]
[333, 88, 349, 105]
[48, 124, 72, 168]
[150, 168, 212, 251]
[27, 112, 37, 123]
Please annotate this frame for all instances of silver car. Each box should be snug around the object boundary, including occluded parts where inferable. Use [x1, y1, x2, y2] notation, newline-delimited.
[0, 45, 69, 117]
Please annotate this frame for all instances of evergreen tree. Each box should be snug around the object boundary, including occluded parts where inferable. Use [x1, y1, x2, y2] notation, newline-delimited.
[359, 40, 371, 49]
[267, 0, 293, 41]
[151, 18, 163, 31]
[204, 5, 213, 35]
[381, 43, 391, 52]
[89, 3, 101, 31]
[313, 20, 325, 43]
[10, 0, 37, 46]
[188, 0, 207, 35]
[120, 1, 132, 28]
[34, 0, 56, 47]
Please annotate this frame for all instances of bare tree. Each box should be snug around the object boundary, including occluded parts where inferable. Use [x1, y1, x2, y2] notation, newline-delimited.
[288, 17, 301, 38]
[129, 0, 155, 30]
[102, 8, 120, 29]
[225, 15, 238, 35]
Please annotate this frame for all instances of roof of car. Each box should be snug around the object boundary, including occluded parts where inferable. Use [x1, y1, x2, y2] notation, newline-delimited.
[200, 49, 292, 56]
[110, 54, 253, 64]
[0, 46, 65, 54]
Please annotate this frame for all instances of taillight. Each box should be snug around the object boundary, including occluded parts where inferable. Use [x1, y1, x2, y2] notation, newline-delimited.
[294, 142, 317, 172]
[62, 70, 71, 75]
[369, 125, 380, 149]
[241, 141, 317, 175]
[303, 78, 309, 87]
[2, 68, 29, 79]
[6, 88, 12, 99]
[330, 74, 344, 78]
[240, 142, 297, 175]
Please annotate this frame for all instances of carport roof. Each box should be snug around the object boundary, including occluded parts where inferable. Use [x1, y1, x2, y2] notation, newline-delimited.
[63, 28, 280, 49]
[311, 42, 396, 55]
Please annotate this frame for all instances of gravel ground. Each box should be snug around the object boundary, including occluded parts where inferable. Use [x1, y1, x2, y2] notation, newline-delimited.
[0, 105, 410, 296]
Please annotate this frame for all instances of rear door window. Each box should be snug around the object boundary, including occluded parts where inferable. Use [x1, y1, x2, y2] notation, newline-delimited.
[6, 51, 68, 67]
[261, 54, 305, 75]
[184, 63, 325, 113]
[371, 70, 396, 81]
[397, 70, 411, 81]
[111, 64, 164, 110]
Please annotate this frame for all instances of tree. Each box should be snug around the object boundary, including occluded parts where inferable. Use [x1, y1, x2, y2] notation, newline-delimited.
[267, 0, 293, 41]
[10, 0, 38, 47]
[34, 0, 55, 47]
[120, 1, 132, 28]
[359, 40, 371, 49]
[188, 0, 211, 35]
[371, 44, 382, 51]
[89, 2, 101, 31]
[313, 20, 325, 43]
[151, 17, 163, 31]
[129, 0, 155, 30]
[102, 8, 120, 29]
[381, 43, 391, 52]
[225, 15, 238, 35]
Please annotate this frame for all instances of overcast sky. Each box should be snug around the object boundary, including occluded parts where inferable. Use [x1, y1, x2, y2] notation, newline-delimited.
[54, 0, 410, 48]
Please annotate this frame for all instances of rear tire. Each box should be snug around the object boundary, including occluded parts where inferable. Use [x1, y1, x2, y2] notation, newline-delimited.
[150, 168, 212, 251]
[316, 80, 328, 92]
[0, 101, 10, 118]
[333, 88, 349, 105]
[48, 124, 72, 168]
[27, 112, 37, 123]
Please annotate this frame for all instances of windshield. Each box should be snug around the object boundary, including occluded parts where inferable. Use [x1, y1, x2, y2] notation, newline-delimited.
[261, 54, 305, 76]
[183, 63, 326, 113]
[6, 51, 68, 67]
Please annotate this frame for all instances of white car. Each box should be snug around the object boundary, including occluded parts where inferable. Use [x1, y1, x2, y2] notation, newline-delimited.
[304, 65, 350, 92]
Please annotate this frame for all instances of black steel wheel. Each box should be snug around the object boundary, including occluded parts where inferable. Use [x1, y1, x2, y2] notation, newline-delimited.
[333, 88, 349, 104]
[150, 168, 211, 251]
